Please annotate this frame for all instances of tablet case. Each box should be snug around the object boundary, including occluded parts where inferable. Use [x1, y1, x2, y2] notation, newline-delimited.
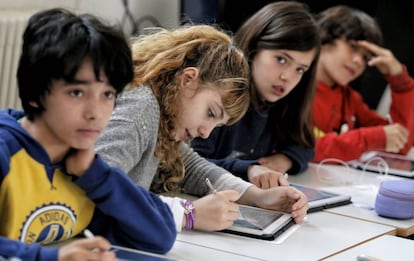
[112, 245, 177, 261]
[348, 151, 414, 178]
[221, 205, 294, 241]
[222, 218, 295, 241]
[374, 180, 414, 219]
[290, 183, 352, 213]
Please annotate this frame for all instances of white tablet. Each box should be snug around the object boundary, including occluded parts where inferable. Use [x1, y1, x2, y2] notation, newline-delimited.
[290, 183, 351, 212]
[349, 151, 414, 178]
[222, 205, 294, 240]
[112, 245, 176, 261]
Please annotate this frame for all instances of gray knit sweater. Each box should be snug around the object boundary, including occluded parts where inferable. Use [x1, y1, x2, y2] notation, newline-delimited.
[95, 85, 251, 197]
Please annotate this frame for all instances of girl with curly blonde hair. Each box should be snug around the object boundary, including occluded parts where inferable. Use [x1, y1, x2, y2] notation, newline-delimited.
[96, 24, 308, 232]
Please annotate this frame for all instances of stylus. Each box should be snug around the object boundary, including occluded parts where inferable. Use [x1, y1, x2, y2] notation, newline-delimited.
[83, 229, 95, 239]
[205, 177, 246, 220]
[386, 113, 393, 124]
[205, 177, 217, 194]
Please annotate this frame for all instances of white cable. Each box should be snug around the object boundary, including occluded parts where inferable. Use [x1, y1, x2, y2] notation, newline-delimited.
[360, 156, 390, 183]
[361, 156, 389, 176]
[317, 158, 350, 185]
[317, 156, 390, 185]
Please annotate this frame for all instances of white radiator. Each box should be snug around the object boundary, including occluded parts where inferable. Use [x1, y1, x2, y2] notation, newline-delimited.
[0, 9, 38, 110]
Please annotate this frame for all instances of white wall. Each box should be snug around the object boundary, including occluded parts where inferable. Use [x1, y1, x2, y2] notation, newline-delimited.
[0, 0, 180, 109]
[0, 0, 180, 35]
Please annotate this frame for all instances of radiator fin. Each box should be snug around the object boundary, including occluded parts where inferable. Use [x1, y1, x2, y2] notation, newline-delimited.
[0, 10, 38, 109]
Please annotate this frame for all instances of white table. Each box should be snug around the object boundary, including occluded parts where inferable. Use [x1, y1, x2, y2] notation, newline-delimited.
[166, 240, 263, 261]
[176, 211, 395, 261]
[325, 235, 414, 261]
[289, 163, 414, 237]
[324, 205, 414, 237]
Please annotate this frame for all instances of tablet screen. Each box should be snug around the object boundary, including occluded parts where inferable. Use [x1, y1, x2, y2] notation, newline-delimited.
[291, 183, 339, 201]
[376, 155, 414, 172]
[229, 205, 292, 235]
[355, 151, 414, 177]
[236, 205, 285, 230]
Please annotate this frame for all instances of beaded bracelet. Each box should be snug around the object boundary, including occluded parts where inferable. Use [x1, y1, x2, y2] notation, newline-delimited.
[181, 200, 195, 230]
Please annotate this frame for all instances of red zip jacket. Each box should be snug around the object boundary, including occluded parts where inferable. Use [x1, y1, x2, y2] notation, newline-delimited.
[312, 65, 414, 162]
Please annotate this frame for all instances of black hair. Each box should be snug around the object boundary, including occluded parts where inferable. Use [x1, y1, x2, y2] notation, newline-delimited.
[17, 8, 133, 120]
[316, 5, 383, 46]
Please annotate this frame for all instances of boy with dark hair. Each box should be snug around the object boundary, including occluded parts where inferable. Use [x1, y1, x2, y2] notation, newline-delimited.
[0, 8, 175, 261]
[312, 5, 414, 162]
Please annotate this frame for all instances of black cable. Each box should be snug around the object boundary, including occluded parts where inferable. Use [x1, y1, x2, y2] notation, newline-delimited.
[121, 0, 138, 34]
[120, 0, 162, 35]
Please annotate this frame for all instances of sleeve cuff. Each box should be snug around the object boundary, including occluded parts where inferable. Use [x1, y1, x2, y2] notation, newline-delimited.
[213, 174, 252, 201]
[159, 195, 185, 232]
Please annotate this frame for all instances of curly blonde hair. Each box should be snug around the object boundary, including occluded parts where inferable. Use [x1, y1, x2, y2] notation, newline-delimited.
[128, 25, 250, 193]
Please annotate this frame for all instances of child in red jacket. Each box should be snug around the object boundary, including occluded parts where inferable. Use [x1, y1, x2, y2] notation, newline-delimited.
[312, 5, 414, 162]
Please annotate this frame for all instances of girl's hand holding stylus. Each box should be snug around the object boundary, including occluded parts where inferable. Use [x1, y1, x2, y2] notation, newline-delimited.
[191, 190, 240, 231]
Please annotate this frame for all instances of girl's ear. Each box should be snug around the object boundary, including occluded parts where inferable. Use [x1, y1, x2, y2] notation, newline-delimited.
[179, 67, 199, 88]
